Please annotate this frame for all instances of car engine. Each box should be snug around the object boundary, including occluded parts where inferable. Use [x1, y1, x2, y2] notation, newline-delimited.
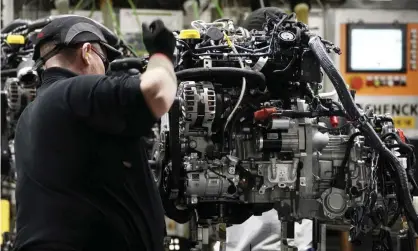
[1, 13, 417, 251]
[151, 12, 418, 251]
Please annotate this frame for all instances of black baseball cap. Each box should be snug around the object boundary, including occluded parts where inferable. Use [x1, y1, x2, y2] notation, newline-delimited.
[32, 15, 122, 68]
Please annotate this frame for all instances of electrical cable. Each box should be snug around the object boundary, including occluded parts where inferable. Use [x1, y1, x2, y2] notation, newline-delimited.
[333, 131, 361, 189]
[222, 31, 247, 136]
[308, 35, 418, 234]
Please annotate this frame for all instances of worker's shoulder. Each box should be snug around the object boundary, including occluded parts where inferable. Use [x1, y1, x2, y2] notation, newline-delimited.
[38, 74, 106, 97]
[61, 73, 134, 87]
[64, 74, 108, 85]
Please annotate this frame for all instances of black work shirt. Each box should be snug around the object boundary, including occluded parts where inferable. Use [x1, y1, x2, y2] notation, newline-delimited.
[14, 67, 166, 251]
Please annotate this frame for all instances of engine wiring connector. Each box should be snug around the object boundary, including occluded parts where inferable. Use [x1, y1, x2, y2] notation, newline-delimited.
[330, 116, 339, 128]
[254, 107, 278, 121]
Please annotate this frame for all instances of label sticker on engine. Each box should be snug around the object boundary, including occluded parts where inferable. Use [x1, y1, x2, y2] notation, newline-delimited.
[209, 179, 219, 186]
[299, 177, 307, 187]
[267, 133, 279, 139]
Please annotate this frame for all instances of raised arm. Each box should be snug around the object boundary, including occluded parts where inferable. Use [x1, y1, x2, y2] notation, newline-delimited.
[139, 19, 177, 118]
[140, 53, 177, 118]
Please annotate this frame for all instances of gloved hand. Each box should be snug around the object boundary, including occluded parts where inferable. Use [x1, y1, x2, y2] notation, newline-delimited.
[142, 19, 176, 60]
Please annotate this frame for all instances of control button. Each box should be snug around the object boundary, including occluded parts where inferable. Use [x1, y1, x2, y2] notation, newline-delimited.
[380, 76, 387, 86]
[366, 76, 374, 86]
[387, 76, 394, 87]
[374, 76, 381, 87]
[350, 76, 363, 90]
[410, 54, 417, 70]
[400, 76, 407, 86]
[393, 76, 401, 86]
[412, 39, 417, 45]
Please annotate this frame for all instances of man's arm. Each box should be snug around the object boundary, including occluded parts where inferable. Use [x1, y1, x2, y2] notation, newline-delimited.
[62, 54, 177, 136]
[140, 54, 177, 118]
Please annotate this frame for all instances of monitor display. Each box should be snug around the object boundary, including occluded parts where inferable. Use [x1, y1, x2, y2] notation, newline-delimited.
[349, 28, 405, 72]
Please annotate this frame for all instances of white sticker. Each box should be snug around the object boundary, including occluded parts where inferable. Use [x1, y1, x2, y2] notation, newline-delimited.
[267, 133, 279, 139]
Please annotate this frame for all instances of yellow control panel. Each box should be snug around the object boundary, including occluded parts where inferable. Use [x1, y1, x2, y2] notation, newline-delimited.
[339, 23, 418, 96]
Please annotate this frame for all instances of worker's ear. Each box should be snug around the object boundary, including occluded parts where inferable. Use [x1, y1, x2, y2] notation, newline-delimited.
[81, 43, 92, 65]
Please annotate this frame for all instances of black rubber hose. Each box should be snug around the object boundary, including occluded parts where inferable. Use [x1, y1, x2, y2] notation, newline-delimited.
[308, 36, 361, 121]
[381, 132, 414, 153]
[383, 132, 417, 169]
[334, 132, 361, 189]
[175, 67, 266, 89]
[362, 122, 418, 233]
[1, 19, 30, 33]
[168, 98, 182, 197]
[27, 17, 52, 32]
[1, 69, 17, 77]
[275, 110, 345, 118]
[109, 58, 146, 72]
[388, 207, 401, 227]
[309, 35, 418, 234]
[0, 26, 26, 39]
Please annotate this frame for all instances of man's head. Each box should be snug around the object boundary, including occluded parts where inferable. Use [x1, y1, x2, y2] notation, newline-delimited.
[39, 41, 107, 75]
[33, 15, 121, 75]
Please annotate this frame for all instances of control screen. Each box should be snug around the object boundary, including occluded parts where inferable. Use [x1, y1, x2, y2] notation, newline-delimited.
[349, 28, 404, 72]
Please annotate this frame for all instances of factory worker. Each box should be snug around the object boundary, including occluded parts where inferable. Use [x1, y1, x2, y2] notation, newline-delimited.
[13, 15, 176, 251]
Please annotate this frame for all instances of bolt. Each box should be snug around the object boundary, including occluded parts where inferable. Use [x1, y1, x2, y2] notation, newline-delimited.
[189, 141, 197, 149]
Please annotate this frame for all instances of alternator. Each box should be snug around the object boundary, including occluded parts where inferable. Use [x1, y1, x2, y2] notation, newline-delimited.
[4, 78, 21, 111]
[178, 81, 216, 134]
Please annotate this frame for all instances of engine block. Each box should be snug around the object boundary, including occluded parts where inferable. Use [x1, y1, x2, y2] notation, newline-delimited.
[153, 15, 418, 250]
[163, 85, 371, 221]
